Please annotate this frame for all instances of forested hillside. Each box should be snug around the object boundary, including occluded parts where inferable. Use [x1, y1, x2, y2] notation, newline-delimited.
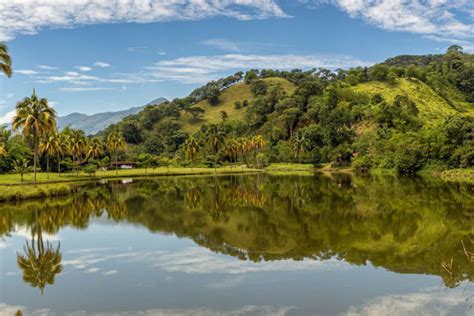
[101, 46, 474, 174]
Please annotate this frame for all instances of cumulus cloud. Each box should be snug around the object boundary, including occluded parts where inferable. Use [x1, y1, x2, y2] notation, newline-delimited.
[303, 0, 474, 48]
[15, 69, 39, 75]
[37, 64, 58, 70]
[0, 110, 16, 125]
[0, 0, 287, 41]
[75, 66, 92, 72]
[145, 53, 372, 83]
[94, 61, 111, 68]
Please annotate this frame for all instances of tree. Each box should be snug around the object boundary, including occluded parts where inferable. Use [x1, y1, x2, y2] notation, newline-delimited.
[184, 137, 199, 170]
[106, 132, 126, 175]
[0, 42, 12, 77]
[0, 143, 6, 157]
[39, 134, 61, 179]
[13, 158, 31, 181]
[137, 153, 152, 174]
[66, 129, 86, 175]
[251, 135, 266, 169]
[291, 132, 308, 163]
[205, 124, 225, 155]
[12, 89, 57, 184]
[159, 156, 172, 173]
[185, 106, 205, 120]
[86, 138, 103, 161]
[220, 111, 228, 121]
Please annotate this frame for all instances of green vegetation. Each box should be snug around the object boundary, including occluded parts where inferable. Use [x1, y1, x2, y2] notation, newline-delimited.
[1, 46, 473, 182]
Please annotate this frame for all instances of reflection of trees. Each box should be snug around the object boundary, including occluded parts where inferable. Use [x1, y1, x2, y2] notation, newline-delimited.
[2, 174, 474, 288]
[16, 209, 62, 294]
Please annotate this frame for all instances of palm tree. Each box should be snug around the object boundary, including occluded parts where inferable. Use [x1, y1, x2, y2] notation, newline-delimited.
[39, 134, 61, 179]
[205, 124, 225, 155]
[184, 137, 199, 170]
[0, 143, 6, 157]
[0, 42, 12, 77]
[66, 129, 86, 175]
[291, 132, 308, 163]
[224, 139, 238, 165]
[251, 135, 266, 169]
[86, 138, 103, 161]
[13, 158, 31, 182]
[106, 132, 126, 175]
[12, 89, 57, 184]
[17, 209, 62, 294]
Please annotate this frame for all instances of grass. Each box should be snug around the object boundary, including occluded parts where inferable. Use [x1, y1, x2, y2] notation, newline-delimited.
[180, 78, 295, 133]
[353, 78, 474, 125]
[0, 166, 262, 201]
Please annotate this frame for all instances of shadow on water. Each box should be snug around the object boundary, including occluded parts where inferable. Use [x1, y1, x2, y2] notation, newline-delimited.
[1, 173, 473, 292]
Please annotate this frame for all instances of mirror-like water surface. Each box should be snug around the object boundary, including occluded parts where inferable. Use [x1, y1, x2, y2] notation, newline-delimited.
[1, 174, 473, 315]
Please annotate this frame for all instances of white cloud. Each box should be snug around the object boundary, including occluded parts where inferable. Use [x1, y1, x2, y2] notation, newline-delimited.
[75, 66, 92, 72]
[94, 61, 111, 68]
[37, 64, 58, 70]
[0, 109, 16, 125]
[202, 38, 241, 52]
[0, 0, 287, 41]
[145, 53, 372, 83]
[59, 87, 114, 92]
[15, 69, 38, 75]
[344, 286, 473, 316]
[305, 1, 473, 41]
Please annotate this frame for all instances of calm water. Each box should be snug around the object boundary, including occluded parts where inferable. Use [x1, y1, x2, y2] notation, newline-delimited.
[1, 174, 473, 315]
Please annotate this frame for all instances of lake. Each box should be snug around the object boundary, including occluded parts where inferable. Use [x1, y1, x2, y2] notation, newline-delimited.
[1, 174, 473, 315]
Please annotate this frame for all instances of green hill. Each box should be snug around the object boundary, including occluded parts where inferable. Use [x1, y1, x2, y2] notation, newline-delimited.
[181, 77, 295, 133]
[99, 46, 473, 175]
[352, 78, 472, 125]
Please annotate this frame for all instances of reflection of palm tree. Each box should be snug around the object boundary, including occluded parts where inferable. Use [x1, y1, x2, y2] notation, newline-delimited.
[16, 210, 62, 294]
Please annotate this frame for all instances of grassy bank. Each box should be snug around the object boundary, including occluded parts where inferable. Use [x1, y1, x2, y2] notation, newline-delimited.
[0, 166, 261, 202]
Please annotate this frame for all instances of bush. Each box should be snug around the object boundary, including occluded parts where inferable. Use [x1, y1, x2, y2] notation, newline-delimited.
[83, 164, 97, 177]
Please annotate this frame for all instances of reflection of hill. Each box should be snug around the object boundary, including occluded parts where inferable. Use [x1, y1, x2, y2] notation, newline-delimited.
[1, 174, 473, 288]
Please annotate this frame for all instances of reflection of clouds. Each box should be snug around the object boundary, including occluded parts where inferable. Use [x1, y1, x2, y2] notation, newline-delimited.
[102, 270, 117, 276]
[207, 274, 247, 289]
[63, 246, 347, 275]
[0, 241, 6, 248]
[0, 304, 293, 316]
[13, 225, 60, 241]
[345, 286, 473, 316]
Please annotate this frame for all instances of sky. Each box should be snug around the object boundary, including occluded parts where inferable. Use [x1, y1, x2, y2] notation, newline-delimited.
[0, 0, 473, 123]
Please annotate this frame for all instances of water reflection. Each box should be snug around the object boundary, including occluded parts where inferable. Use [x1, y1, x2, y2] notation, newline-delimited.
[1, 173, 474, 292]
[16, 208, 62, 294]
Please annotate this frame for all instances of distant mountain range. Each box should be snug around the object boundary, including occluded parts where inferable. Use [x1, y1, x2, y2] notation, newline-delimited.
[57, 97, 167, 135]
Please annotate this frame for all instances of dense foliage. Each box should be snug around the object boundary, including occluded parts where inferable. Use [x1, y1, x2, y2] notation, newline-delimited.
[1, 46, 473, 175]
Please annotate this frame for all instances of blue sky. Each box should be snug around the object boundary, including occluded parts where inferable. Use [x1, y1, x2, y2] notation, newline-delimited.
[0, 0, 472, 122]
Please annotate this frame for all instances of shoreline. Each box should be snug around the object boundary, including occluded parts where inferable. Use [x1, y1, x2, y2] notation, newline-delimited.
[1, 165, 473, 203]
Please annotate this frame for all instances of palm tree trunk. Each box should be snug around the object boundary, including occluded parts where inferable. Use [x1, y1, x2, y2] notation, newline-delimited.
[58, 155, 61, 177]
[33, 133, 38, 185]
[115, 152, 118, 175]
[46, 155, 49, 179]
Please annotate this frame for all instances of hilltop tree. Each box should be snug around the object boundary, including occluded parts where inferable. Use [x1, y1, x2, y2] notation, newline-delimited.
[12, 89, 57, 184]
[185, 106, 205, 120]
